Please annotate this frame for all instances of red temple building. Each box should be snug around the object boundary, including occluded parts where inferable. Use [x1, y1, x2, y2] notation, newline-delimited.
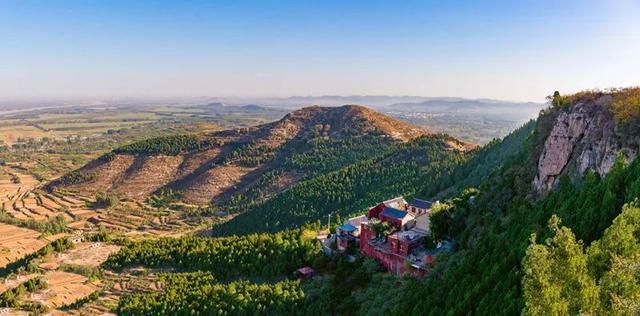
[358, 196, 437, 275]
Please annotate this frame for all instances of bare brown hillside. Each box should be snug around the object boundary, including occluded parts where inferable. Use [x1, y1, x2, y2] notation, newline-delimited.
[49, 105, 428, 204]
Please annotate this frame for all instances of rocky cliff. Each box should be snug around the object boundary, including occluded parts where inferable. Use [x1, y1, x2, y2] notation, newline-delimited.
[533, 93, 640, 191]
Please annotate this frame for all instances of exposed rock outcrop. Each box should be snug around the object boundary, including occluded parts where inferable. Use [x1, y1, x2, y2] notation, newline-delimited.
[534, 95, 639, 191]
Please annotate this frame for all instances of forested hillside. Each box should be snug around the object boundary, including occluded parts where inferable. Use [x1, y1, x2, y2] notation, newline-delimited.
[104, 228, 320, 280]
[103, 107, 536, 315]
[213, 121, 535, 236]
[523, 204, 640, 315]
[99, 90, 640, 315]
[49, 105, 427, 204]
[104, 228, 320, 315]
[340, 89, 640, 315]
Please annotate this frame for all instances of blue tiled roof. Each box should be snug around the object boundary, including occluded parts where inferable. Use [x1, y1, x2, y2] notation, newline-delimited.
[409, 198, 432, 209]
[382, 207, 409, 219]
[338, 223, 357, 232]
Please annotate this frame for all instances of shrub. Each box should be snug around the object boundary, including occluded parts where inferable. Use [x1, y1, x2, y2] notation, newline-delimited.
[92, 192, 120, 208]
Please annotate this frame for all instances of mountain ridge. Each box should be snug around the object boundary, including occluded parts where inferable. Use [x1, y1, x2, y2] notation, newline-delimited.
[48, 105, 440, 204]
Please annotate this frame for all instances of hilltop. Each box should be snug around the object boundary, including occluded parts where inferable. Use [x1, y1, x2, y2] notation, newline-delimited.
[48, 105, 432, 204]
[21, 88, 640, 315]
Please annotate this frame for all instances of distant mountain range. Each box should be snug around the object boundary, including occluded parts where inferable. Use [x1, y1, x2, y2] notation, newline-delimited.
[1, 95, 544, 145]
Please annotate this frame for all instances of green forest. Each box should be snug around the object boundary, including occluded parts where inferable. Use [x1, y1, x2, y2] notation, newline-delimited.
[213, 123, 534, 236]
[109, 134, 221, 156]
[106, 114, 539, 315]
[118, 274, 305, 316]
[104, 228, 320, 280]
[328, 101, 640, 315]
[522, 204, 640, 315]
[99, 91, 640, 315]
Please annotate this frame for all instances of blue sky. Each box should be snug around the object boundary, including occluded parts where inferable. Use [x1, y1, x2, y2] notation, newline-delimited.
[0, 0, 638, 102]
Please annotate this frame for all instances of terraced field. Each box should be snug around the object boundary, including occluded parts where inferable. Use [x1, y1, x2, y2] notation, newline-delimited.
[0, 224, 48, 269]
[86, 200, 185, 235]
[0, 166, 194, 314]
[0, 168, 91, 223]
[76, 270, 161, 316]
[0, 273, 38, 294]
[30, 271, 98, 309]
[1, 166, 189, 236]
[0, 308, 30, 315]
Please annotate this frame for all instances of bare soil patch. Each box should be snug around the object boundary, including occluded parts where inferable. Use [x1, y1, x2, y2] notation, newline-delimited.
[0, 224, 46, 269]
[39, 242, 120, 269]
[30, 271, 97, 309]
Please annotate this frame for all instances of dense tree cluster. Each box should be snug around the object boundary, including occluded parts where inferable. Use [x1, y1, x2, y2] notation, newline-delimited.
[332, 106, 640, 315]
[109, 134, 220, 156]
[0, 211, 67, 235]
[0, 277, 47, 308]
[213, 135, 467, 236]
[221, 170, 284, 212]
[91, 192, 120, 208]
[213, 125, 536, 237]
[0, 277, 49, 314]
[104, 228, 320, 280]
[0, 237, 74, 277]
[282, 134, 396, 175]
[219, 133, 402, 213]
[118, 275, 304, 316]
[147, 188, 180, 208]
[221, 143, 279, 167]
[523, 204, 640, 315]
[106, 229, 320, 315]
[48, 170, 95, 187]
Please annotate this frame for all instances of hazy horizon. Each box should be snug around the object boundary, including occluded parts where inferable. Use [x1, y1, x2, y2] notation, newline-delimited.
[1, 0, 638, 103]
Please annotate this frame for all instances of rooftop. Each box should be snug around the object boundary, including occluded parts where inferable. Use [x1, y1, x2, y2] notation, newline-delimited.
[383, 196, 407, 209]
[409, 198, 433, 209]
[338, 223, 357, 232]
[296, 266, 315, 277]
[389, 228, 426, 242]
[382, 207, 410, 220]
[347, 215, 368, 227]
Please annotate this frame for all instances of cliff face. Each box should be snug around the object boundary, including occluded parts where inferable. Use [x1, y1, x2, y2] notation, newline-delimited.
[533, 95, 639, 191]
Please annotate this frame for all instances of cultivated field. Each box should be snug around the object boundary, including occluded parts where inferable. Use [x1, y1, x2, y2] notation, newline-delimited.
[0, 273, 38, 294]
[0, 104, 277, 315]
[0, 224, 47, 269]
[0, 167, 95, 225]
[0, 308, 30, 316]
[30, 271, 98, 309]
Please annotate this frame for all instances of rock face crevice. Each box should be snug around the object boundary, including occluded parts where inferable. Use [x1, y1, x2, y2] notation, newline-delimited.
[533, 95, 639, 192]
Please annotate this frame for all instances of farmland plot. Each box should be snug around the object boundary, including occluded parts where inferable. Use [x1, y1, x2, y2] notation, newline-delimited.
[30, 271, 97, 309]
[0, 224, 47, 269]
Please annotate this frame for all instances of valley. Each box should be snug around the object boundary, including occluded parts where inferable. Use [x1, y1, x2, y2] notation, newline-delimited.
[0, 89, 638, 315]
